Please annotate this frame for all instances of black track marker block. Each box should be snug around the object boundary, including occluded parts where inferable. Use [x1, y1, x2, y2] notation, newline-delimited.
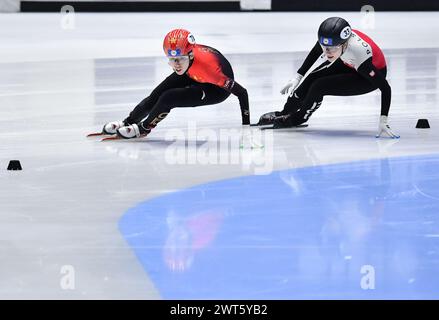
[416, 119, 430, 129]
[7, 160, 22, 170]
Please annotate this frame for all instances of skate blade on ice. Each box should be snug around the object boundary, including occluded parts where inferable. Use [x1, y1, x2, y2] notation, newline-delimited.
[87, 132, 114, 137]
[260, 124, 308, 130]
[101, 136, 124, 141]
[87, 132, 104, 137]
[250, 123, 274, 128]
[101, 136, 149, 141]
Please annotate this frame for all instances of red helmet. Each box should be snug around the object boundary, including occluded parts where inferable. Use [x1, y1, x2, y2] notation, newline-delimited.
[163, 29, 196, 57]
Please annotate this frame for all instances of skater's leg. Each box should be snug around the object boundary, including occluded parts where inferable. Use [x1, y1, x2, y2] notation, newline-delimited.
[274, 71, 379, 128]
[116, 84, 230, 138]
[258, 60, 349, 125]
[124, 73, 194, 125]
[138, 84, 229, 130]
[301, 72, 377, 111]
[281, 59, 352, 114]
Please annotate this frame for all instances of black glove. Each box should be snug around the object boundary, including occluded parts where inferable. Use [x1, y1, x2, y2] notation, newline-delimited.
[242, 109, 250, 125]
[230, 81, 250, 125]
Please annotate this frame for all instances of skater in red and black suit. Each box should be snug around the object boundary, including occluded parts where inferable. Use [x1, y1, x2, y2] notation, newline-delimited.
[99, 29, 250, 139]
[258, 17, 399, 138]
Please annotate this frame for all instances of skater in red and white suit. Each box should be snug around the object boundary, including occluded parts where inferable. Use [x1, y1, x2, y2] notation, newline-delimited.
[99, 29, 250, 139]
[259, 17, 399, 138]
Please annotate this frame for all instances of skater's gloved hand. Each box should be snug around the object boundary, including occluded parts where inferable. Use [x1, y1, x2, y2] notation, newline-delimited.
[242, 109, 250, 125]
[376, 115, 400, 139]
[280, 73, 303, 97]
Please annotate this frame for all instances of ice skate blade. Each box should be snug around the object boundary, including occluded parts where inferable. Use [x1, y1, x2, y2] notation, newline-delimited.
[101, 136, 123, 141]
[87, 132, 111, 137]
[261, 124, 308, 130]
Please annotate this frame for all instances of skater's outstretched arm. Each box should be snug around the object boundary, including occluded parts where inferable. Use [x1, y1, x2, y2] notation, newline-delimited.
[229, 81, 250, 125]
[357, 58, 391, 117]
[196, 66, 250, 125]
[297, 41, 324, 76]
[280, 42, 323, 97]
[357, 58, 398, 138]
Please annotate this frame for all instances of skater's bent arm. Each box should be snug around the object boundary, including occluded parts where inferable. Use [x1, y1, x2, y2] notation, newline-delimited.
[357, 58, 391, 116]
[203, 64, 250, 125]
[229, 81, 250, 125]
[297, 41, 324, 76]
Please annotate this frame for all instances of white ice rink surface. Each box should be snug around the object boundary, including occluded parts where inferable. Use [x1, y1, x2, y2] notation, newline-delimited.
[1, 12, 439, 299]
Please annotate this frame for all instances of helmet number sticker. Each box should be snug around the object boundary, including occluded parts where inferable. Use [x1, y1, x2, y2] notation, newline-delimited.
[187, 34, 196, 44]
[340, 26, 352, 40]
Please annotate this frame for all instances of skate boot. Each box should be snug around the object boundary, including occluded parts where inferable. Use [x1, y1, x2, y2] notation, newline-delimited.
[87, 120, 127, 137]
[255, 111, 283, 126]
[116, 123, 151, 139]
[102, 121, 126, 135]
[273, 113, 307, 129]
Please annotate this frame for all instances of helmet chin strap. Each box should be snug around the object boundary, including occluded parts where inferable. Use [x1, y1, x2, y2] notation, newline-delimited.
[187, 52, 194, 70]
[341, 39, 349, 55]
